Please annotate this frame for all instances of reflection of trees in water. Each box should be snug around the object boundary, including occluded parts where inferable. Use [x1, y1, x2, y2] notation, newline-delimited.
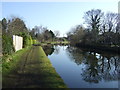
[82, 53, 120, 83]
[66, 46, 85, 65]
[54, 45, 60, 55]
[98, 55, 120, 81]
[81, 52, 102, 83]
[42, 45, 55, 56]
[67, 46, 120, 83]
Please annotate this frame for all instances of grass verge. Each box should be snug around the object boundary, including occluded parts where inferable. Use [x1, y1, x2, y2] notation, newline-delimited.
[2, 46, 68, 88]
[2, 46, 31, 76]
[37, 46, 67, 88]
[41, 41, 70, 46]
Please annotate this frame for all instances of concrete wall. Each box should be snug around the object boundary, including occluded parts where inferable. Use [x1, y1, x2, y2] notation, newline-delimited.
[13, 35, 23, 52]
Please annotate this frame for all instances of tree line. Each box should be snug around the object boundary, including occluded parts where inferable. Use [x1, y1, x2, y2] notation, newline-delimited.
[0, 16, 62, 55]
[1, 17, 31, 55]
[29, 25, 61, 42]
[67, 9, 120, 48]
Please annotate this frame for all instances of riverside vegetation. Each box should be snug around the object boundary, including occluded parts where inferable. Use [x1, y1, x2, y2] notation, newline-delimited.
[1, 16, 68, 88]
[1, 8, 120, 88]
[67, 9, 120, 53]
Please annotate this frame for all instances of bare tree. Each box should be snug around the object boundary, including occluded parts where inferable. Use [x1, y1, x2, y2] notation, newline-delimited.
[101, 13, 119, 45]
[105, 12, 118, 32]
[116, 13, 120, 33]
[84, 9, 104, 43]
[54, 30, 60, 37]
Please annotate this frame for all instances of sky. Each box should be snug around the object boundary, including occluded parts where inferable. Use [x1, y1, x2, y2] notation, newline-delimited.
[1, 0, 120, 37]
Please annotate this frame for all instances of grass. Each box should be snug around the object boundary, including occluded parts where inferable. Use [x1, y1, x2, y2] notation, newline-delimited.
[2, 46, 68, 88]
[2, 46, 31, 76]
[37, 46, 67, 88]
[41, 41, 70, 46]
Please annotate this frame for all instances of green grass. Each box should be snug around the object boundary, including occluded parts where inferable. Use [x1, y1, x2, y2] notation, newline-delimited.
[2, 46, 68, 88]
[34, 46, 68, 88]
[2, 46, 31, 76]
[41, 41, 70, 46]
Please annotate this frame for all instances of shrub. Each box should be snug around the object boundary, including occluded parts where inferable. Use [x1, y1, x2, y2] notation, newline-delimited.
[33, 39, 37, 44]
[18, 32, 33, 48]
[29, 35, 33, 45]
[2, 35, 14, 55]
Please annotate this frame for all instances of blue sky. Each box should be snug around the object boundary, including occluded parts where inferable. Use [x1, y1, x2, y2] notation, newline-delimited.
[1, 1, 119, 36]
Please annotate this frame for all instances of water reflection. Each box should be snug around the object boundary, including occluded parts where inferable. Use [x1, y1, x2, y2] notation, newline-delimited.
[54, 46, 60, 55]
[42, 45, 55, 56]
[43, 45, 61, 55]
[66, 46, 120, 83]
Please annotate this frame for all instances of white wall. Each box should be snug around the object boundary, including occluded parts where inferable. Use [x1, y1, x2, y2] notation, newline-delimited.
[13, 35, 23, 52]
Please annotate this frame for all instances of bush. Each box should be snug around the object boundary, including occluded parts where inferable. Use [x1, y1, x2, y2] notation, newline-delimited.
[2, 32, 33, 55]
[33, 39, 37, 44]
[2, 35, 14, 55]
[29, 35, 33, 45]
[18, 32, 33, 48]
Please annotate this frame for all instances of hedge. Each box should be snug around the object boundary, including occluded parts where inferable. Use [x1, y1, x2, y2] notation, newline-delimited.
[2, 35, 14, 55]
[18, 32, 33, 48]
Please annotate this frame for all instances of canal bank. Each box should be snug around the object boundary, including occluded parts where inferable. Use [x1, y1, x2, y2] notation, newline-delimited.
[2, 46, 67, 88]
[47, 45, 120, 88]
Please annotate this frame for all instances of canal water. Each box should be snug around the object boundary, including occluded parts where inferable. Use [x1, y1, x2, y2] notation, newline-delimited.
[43, 45, 120, 88]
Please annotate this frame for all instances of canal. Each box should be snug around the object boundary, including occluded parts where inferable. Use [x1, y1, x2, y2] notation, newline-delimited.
[43, 45, 120, 88]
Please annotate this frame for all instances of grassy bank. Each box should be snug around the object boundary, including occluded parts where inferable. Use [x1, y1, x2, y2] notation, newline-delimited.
[3, 46, 67, 88]
[2, 46, 31, 76]
[40, 41, 70, 46]
[37, 46, 67, 88]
